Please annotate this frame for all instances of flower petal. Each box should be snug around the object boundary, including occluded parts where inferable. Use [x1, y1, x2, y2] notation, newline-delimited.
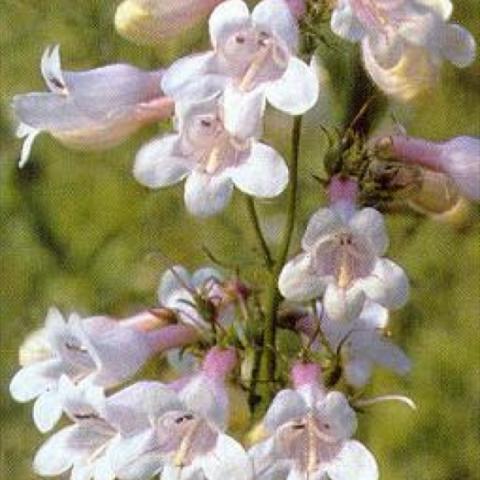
[265, 56, 319, 115]
[209, 0, 251, 48]
[230, 142, 289, 198]
[355, 259, 410, 309]
[191, 267, 223, 289]
[158, 265, 192, 305]
[330, 0, 366, 42]
[200, 433, 254, 480]
[263, 389, 307, 432]
[278, 253, 327, 301]
[349, 208, 389, 256]
[343, 356, 373, 388]
[326, 440, 379, 480]
[323, 283, 366, 323]
[134, 135, 190, 189]
[417, 0, 452, 20]
[33, 390, 63, 433]
[16, 122, 41, 168]
[252, 0, 299, 52]
[316, 392, 357, 441]
[41, 44, 67, 93]
[442, 24, 476, 67]
[302, 207, 345, 250]
[365, 338, 412, 375]
[184, 170, 234, 217]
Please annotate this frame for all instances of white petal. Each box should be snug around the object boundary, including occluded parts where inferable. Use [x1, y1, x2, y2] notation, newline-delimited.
[442, 24, 476, 67]
[349, 208, 388, 256]
[302, 207, 345, 250]
[158, 266, 193, 305]
[252, 0, 299, 52]
[94, 455, 116, 480]
[33, 426, 81, 476]
[161, 463, 200, 480]
[223, 83, 265, 140]
[265, 56, 319, 115]
[326, 440, 379, 480]
[200, 433, 253, 480]
[416, 0, 452, 20]
[33, 390, 63, 433]
[184, 171, 234, 217]
[230, 142, 289, 198]
[191, 267, 223, 288]
[263, 389, 307, 432]
[316, 392, 357, 440]
[366, 339, 412, 375]
[323, 283, 366, 323]
[41, 44, 67, 93]
[161, 52, 223, 99]
[330, 1, 366, 42]
[109, 431, 163, 480]
[9, 359, 63, 402]
[343, 357, 373, 388]
[134, 135, 190, 188]
[355, 259, 410, 309]
[278, 254, 327, 301]
[357, 301, 389, 329]
[209, 0, 251, 48]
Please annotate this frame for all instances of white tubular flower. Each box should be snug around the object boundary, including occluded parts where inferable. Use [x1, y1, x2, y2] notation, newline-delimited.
[33, 377, 177, 480]
[109, 348, 254, 480]
[161, 0, 319, 116]
[134, 94, 288, 217]
[279, 199, 409, 322]
[298, 302, 411, 387]
[13, 45, 174, 167]
[9, 307, 197, 432]
[330, 0, 476, 100]
[250, 362, 379, 480]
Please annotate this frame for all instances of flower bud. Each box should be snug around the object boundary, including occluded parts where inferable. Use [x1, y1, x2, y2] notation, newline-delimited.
[384, 135, 480, 201]
[115, 0, 223, 45]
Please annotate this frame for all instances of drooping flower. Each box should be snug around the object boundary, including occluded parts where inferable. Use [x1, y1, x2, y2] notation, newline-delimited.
[161, 0, 319, 116]
[9, 307, 198, 432]
[279, 178, 409, 321]
[13, 45, 174, 167]
[250, 362, 379, 480]
[115, 0, 224, 45]
[109, 347, 254, 480]
[378, 134, 480, 201]
[33, 377, 178, 480]
[330, 0, 476, 100]
[297, 301, 411, 387]
[134, 93, 289, 217]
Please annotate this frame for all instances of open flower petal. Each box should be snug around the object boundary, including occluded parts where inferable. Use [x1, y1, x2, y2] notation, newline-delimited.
[349, 208, 389, 256]
[330, 0, 365, 42]
[263, 389, 307, 432]
[441, 24, 476, 67]
[209, 0, 251, 48]
[326, 440, 379, 480]
[33, 390, 63, 433]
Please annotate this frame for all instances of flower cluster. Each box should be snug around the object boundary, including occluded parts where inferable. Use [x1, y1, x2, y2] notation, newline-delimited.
[9, 1, 479, 480]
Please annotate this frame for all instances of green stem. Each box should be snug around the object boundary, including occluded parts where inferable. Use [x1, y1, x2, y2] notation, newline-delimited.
[257, 115, 303, 413]
[244, 196, 274, 270]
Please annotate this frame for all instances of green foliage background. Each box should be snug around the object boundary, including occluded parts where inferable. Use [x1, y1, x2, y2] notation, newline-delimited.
[0, 1, 479, 479]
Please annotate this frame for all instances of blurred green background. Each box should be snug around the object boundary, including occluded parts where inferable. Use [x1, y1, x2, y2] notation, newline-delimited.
[1, 1, 479, 479]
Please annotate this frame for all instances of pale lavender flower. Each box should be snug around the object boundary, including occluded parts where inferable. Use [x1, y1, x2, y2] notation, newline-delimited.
[161, 0, 319, 116]
[13, 45, 174, 167]
[33, 377, 178, 480]
[279, 178, 409, 321]
[297, 301, 411, 387]
[381, 134, 480, 201]
[115, 0, 224, 45]
[109, 347, 254, 480]
[134, 93, 288, 217]
[331, 0, 476, 100]
[250, 362, 378, 480]
[9, 307, 198, 432]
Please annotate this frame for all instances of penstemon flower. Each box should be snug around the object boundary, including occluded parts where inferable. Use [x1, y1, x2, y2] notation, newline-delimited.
[115, 0, 224, 45]
[330, 0, 476, 100]
[161, 0, 319, 116]
[9, 307, 198, 432]
[279, 178, 409, 322]
[109, 347, 254, 480]
[378, 134, 480, 201]
[13, 45, 174, 167]
[33, 377, 179, 480]
[250, 362, 379, 480]
[134, 94, 289, 217]
[297, 301, 411, 387]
